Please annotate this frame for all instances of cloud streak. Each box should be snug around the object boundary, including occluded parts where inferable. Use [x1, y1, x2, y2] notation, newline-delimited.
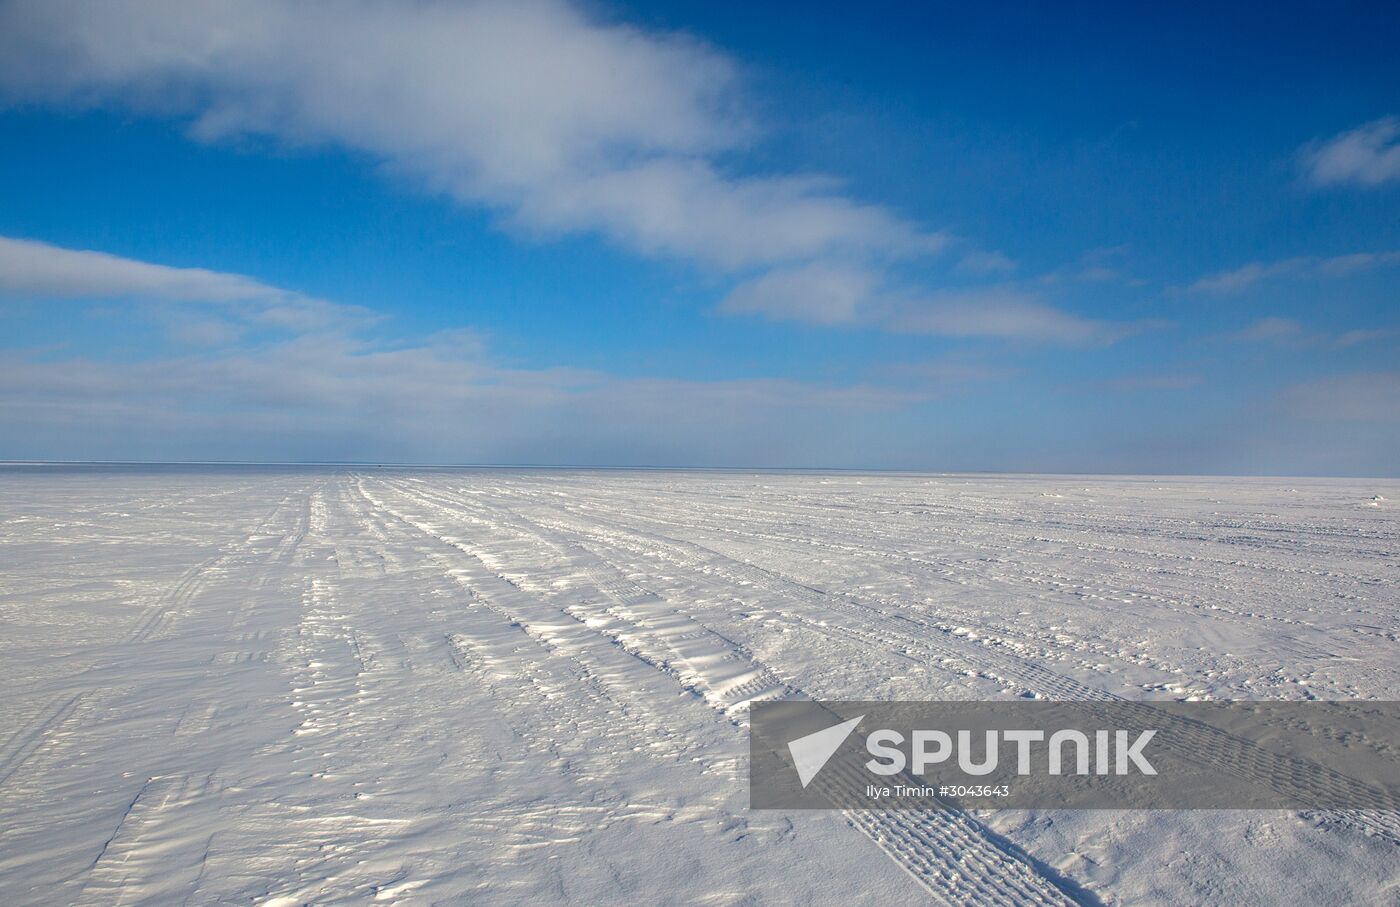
[0, 236, 371, 333]
[1300, 116, 1400, 188]
[0, 235, 935, 464]
[0, 335, 929, 466]
[720, 267, 1135, 344]
[717, 263, 875, 325]
[1187, 249, 1400, 294]
[0, 236, 293, 303]
[0, 1, 1149, 347]
[1280, 372, 1400, 423]
[0, 0, 941, 275]
[885, 288, 1132, 344]
[1218, 316, 1396, 350]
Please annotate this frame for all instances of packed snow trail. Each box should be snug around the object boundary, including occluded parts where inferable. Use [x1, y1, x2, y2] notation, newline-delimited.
[1, 467, 1398, 905]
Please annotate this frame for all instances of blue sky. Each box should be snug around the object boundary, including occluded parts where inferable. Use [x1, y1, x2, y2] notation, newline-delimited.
[0, 0, 1397, 474]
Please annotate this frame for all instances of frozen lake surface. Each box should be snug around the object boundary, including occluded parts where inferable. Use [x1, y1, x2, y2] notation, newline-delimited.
[1, 467, 1397, 904]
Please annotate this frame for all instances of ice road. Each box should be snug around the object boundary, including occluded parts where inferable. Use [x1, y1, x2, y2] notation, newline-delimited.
[1, 467, 1397, 905]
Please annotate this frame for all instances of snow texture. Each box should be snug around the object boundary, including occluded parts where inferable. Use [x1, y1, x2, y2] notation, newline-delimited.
[1, 467, 1397, 905]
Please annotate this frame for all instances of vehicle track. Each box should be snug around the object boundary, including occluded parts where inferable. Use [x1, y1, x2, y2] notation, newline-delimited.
[406, 478, 1400, 846]
[368, 476, 1094, 906]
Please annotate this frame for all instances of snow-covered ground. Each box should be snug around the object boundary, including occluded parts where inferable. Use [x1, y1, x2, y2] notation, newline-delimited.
[1, 467, 1397, 905]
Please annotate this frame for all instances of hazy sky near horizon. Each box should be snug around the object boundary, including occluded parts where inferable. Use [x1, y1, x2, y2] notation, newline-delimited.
[0, 0, 1397, 474]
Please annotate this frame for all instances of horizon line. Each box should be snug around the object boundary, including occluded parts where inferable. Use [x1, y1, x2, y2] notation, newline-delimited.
[0, 459, 1394, 482]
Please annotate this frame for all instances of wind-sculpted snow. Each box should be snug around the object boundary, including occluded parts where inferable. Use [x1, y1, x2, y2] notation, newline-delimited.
[0, 467, 1397, 905]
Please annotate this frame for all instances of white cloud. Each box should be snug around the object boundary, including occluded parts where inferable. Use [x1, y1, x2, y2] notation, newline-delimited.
[888, 288, 1130, 344]
[3, 2, 1158, 348]
[1188, 261, 1294, 294]
[1281, 372, 1400, 422]
[0, 0, 941, 272]
[0, 236, 289, 302]
[717, 263, 875, 324]
[1223, 316, 1306, 343]
[0, 234, 938, 464]
[1036, 246, 1143, 288]
[878, 357, 1022, 396]
[955, 251, 1017, 275]
[0, 333, 928, 465]
[1314, 250, 1400, 276]
[511, 163, 943, 270]
[1333, 327, 1398, 348]
[1300, 116, 1400, 188]
[719, 266, 1132, 344]
[1100, 373, 1201, 392]
[1, 236, 1390, 472]
[1187, 249, 1400, 294]
[0, 236, 371, 334]
[1215, 316, 1396, 349]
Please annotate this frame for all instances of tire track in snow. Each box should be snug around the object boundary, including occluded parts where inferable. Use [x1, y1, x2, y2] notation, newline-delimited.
[450, 480, 1400, 848]
[0, 481, 325, 907]
[535, 484, 1367, 676]
[0, 555, 217, 790]
[534, 477, 1397, 682]
[0, 489, 314, 793]
[372, 476, 1092, 906]
[75, 773, 219, 907]
[0, 694, 84, 789]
